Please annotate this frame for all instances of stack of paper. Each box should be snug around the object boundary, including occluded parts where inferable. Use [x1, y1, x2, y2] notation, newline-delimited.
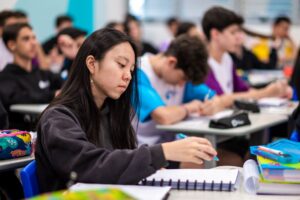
[257, 97, 288, 107]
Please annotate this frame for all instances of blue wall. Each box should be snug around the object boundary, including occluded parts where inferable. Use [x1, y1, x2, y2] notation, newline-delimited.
[13, 0, 94, 42]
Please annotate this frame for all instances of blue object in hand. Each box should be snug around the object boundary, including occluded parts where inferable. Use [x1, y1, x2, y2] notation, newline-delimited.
[177, 133, 219, 161]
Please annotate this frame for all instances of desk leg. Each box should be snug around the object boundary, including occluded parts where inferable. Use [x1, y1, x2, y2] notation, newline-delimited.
[204, 135, 217, 168]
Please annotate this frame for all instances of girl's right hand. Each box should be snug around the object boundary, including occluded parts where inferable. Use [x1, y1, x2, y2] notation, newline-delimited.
[161, 137, 217, 165]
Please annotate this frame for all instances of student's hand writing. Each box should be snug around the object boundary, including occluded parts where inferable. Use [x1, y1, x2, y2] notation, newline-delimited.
[162, 137, 217, 165]
[199, 96, 224, 116]
[265, 80, 293, 99]
[183, 100, 203, 115]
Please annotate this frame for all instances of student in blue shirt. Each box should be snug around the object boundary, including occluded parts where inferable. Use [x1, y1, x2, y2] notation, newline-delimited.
[134, 35, 225, 146]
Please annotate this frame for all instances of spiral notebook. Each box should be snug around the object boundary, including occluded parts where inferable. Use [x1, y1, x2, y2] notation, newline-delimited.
[140, 168, 239, 191]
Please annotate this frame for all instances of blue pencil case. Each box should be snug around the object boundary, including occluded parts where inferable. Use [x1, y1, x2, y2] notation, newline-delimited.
[250, 139, 300, 164]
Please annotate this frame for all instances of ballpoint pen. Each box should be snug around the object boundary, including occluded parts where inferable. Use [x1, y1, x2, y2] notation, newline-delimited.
[177, 133, 219, 161]
[204, 89, 211, 101]
[257, 146, 291, 158]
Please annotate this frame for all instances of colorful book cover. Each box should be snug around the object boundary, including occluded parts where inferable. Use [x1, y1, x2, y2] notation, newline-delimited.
[257, 156, 300, 183]
[257, 155, 300, 170]
[29, 188, 136, 200]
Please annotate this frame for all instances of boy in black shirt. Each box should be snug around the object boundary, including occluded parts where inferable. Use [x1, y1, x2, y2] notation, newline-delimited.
[0, 23, 63, 129]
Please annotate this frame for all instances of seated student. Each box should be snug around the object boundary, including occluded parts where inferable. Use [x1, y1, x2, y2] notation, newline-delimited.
[134, 35, 217, 144]
[271, 16, 297, 68]
[201, 6, 292, 102]
[42, 15, 73, 55]
[35, 28, 217, 193]
[229, 28, 278, 70]
[124, 14, 158, 56]
[56, 27, 87, 79]
[133, 35, 244, 166]
[0, 23, 63, 129]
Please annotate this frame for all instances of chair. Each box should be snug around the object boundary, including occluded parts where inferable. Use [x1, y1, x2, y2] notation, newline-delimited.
[290, 130, 299, 142]
[20, 160, 40, 198]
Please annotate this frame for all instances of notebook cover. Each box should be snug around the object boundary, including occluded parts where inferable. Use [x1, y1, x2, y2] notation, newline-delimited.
[29, 188, 136, 200]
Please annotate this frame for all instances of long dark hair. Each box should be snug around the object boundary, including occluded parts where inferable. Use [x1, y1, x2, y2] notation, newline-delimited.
[42, 28, 139, 149]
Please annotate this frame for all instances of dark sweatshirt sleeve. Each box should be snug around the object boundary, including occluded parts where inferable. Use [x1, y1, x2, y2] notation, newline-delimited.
[39, 106, 167, 185]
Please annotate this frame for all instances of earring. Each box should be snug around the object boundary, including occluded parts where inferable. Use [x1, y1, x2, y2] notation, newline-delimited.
[90, 79, 94, 84]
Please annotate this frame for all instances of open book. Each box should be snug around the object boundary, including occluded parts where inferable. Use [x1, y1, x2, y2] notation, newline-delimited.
[140, 168, 239, 191]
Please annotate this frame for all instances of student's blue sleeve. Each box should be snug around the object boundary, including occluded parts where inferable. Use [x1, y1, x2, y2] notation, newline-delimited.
[134, 69, 166, 122]
[183, 82, 216, 103]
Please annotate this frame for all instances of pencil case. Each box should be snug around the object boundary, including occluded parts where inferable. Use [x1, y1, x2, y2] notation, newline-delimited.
[0, 129, 32, 160]
[209, 111, 251, 129]
[250, 139, 300, 164]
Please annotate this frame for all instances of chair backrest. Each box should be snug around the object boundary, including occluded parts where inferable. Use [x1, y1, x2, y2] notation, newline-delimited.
[290, 130, 300, 142]
[20, 160, 40, 198]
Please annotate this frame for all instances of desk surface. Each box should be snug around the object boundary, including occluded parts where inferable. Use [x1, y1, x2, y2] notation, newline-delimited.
[157, 113, 287, 137]
[0, 155, 34, 171]
[10, 104, 48, 115]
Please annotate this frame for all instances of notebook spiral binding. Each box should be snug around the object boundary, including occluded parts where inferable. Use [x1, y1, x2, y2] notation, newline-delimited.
[141, 178, 233, 191]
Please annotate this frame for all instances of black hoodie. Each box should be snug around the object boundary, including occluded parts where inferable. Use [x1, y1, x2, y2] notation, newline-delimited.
[0, 63, 63, 109]
[0, 63, 63, 129]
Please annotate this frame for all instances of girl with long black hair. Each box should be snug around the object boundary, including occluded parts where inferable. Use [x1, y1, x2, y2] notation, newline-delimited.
[35, 28, 217, 193]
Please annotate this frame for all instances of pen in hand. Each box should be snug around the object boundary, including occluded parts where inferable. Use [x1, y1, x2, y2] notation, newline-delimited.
[204, 89, 211, 101]
[177, 133, 219, 161]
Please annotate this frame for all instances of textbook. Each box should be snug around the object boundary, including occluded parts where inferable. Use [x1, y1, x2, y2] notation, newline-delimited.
[244, 159, 300, 195]
[257, 156, 300, 183]
[140, 168, 239, 191]
[70, 183, 171, 200]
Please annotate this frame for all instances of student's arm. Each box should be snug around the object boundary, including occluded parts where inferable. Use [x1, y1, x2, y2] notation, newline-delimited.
[151, 100, 202, 125]
[136, 70, 202, 124]
[38, 106, 168, 185]
[213, 80, 293, 110]
[183, 83, 226, 116]
[38, 106, 217, 184]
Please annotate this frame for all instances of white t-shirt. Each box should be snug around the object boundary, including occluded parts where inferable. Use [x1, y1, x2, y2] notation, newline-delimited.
[134, 53, 185, 145]
[208, 53, 233, 94]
